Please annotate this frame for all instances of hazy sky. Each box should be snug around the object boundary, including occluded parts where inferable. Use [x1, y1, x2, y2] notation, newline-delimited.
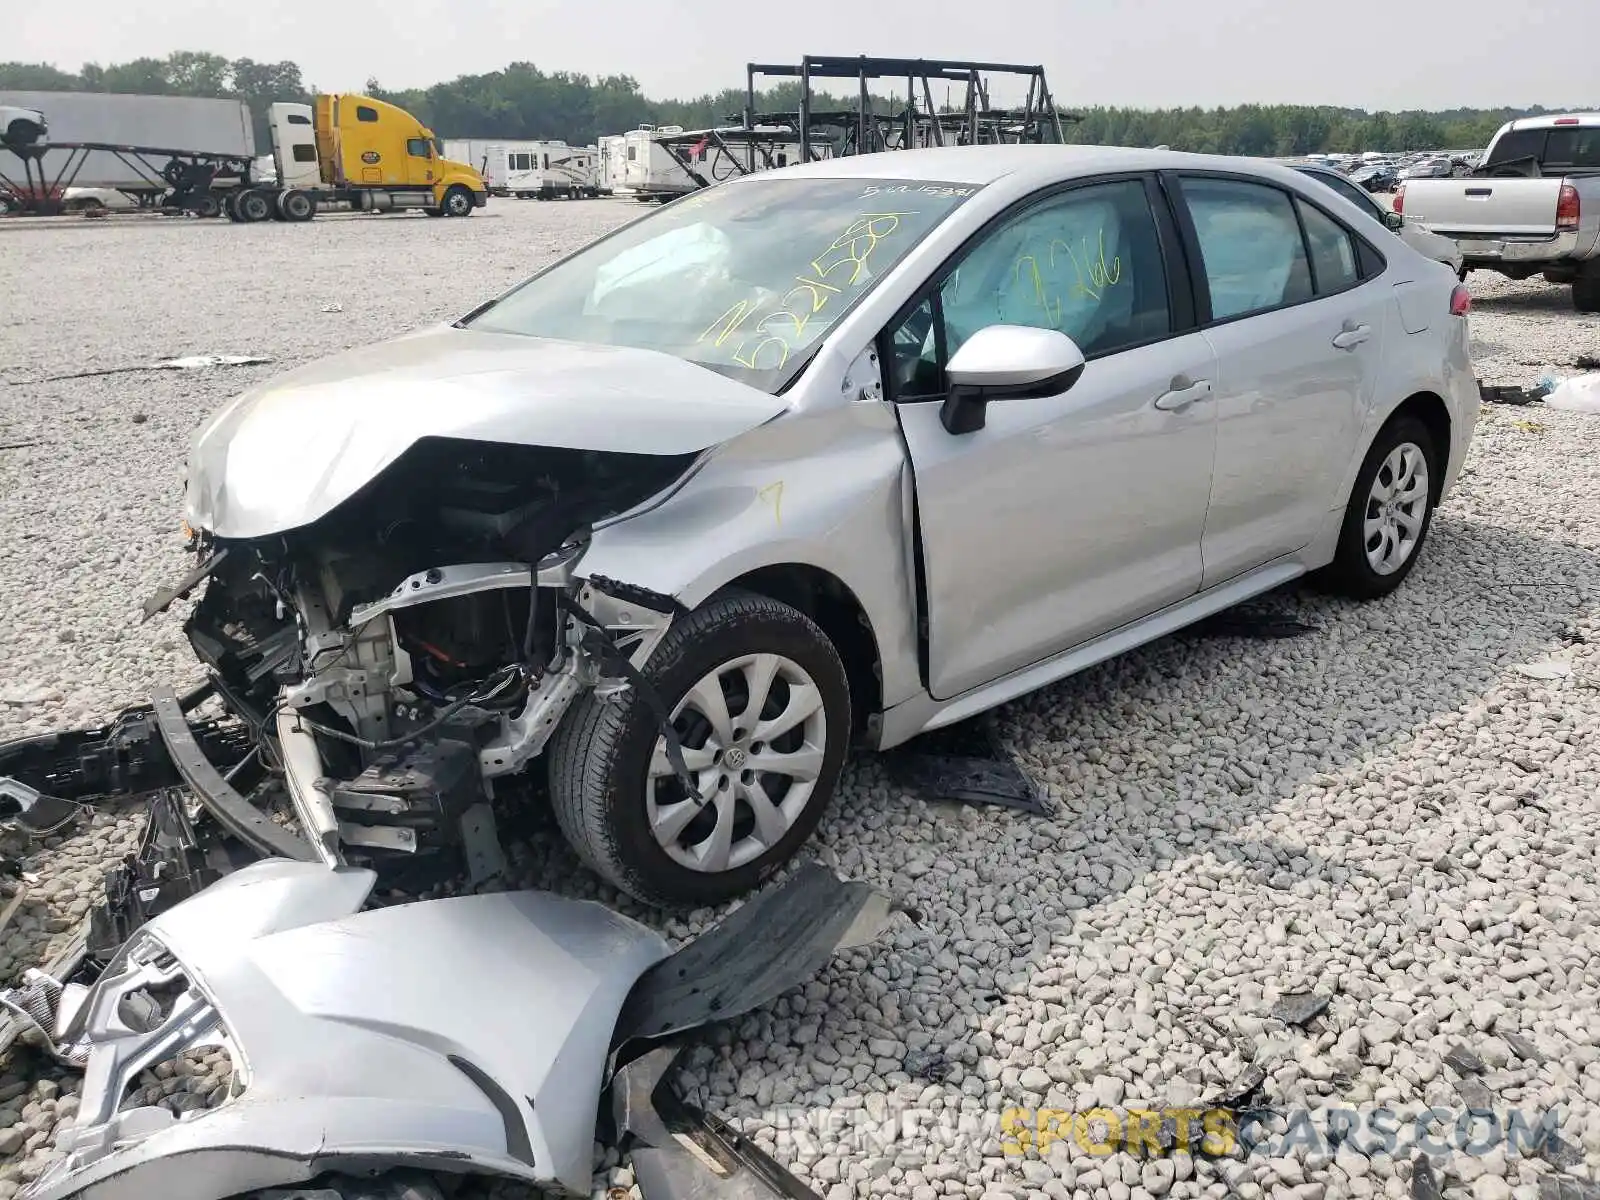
[12, 0, 1595, 111]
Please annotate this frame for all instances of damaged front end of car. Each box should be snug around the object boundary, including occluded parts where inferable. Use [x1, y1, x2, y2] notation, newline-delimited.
[171, 433, 702, 889]
[2, 431, 712, 904]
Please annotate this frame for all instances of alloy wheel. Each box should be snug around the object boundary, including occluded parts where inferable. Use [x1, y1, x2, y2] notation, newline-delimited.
[1363, 441, 1430, 576]
[645, 652, 827, 874]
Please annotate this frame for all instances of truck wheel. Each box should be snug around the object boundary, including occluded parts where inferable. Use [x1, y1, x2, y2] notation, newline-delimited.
[236, 190, 273, 223]
[548, 590, 851, 908]
[277, 189, 315, 222]
[442, 185, 474, 217]
[1575, 275, 1600, 315]
[222, 193, 243, 222]
[193, 195, 222, 218]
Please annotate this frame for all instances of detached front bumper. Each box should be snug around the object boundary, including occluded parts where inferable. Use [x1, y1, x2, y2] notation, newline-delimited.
[22, 858, 671, 1200]
[14, 858, 909, 1200]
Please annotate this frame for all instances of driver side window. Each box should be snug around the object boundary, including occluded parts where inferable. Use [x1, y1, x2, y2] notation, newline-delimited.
[885, 179, 1172, 401]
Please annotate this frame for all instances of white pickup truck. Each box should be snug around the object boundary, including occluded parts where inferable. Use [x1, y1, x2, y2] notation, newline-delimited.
[1394, 112, 1600, 312]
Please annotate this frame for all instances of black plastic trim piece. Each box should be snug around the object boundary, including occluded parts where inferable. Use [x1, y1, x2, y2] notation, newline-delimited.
[149, 686, 314, 862]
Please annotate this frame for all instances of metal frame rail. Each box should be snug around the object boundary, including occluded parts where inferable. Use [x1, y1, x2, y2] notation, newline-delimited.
[0, 140, 252, 216]
[743, 55, 1074, 164]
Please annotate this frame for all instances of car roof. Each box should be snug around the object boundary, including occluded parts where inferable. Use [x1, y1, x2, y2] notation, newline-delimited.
[758, 143, 1306, 188]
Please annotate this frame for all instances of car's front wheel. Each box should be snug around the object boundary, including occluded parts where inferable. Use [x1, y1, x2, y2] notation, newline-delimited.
[549, 590, 850, 907]
[1314, 414, 1439, 600]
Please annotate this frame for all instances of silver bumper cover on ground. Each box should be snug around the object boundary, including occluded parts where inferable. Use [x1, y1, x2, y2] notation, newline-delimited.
[22, 859, 673, 1200]
[19, 858, 909, 1200]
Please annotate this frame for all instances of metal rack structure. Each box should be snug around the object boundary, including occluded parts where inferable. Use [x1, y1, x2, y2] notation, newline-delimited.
[745, 56, 1074, 162]
[0, 138, 251, 215]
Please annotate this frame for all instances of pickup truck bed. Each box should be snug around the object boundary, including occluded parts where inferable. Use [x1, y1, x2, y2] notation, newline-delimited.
[1393, 114, 1600, 311]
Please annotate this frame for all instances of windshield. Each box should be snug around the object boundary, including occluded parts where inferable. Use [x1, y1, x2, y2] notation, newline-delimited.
[462, 175, 982, 393]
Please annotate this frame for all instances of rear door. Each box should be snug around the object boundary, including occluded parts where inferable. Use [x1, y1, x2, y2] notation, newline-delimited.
[1167, 173, 1387, 586]
[888, 174, 1220, 699]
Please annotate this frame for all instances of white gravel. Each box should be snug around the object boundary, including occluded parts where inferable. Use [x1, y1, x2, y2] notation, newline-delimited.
[2, 201, 1600, 1200]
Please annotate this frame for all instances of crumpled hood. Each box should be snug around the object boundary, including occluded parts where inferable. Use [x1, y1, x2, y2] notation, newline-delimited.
[183, 325, 787, 539]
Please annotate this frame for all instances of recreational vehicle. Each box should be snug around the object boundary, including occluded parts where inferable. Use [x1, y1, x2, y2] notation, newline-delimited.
[505, 140, 600, 199]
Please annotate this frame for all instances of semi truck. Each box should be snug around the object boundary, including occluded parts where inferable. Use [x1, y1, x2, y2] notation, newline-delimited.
[0, 90, 487, 220]
[237, 95, 487, 220]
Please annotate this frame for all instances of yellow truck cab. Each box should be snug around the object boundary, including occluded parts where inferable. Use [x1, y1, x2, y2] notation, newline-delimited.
[312, 94, 487, 216]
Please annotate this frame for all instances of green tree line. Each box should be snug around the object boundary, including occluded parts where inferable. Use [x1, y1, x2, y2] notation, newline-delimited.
[0, 52, 1575, 154]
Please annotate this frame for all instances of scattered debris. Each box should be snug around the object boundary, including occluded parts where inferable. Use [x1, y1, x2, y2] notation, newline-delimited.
[321, 302, 344, 313]
[1269, 990, 1332, 1027]
[1206, 1064, 1267, 1110]
[18, 355, 271, 384]
[0, 440, 39, 451]
[902, 1049, 952, 1082]
[1454, 1074, 1495, 1110]
[886, 717, 1050, 815]
[1539, 1176, 1600, 1200]
[1503, 1031, 1545, 1063]
[1512, 659, 1572, 680]
[1479, 382, 1542, 406]
[1444, 1043, 1486, 1075]
[1544, 373, 1600, 414]
[1537, 1132, 1586, 1171]
[1411, 1153, 1441, 1200]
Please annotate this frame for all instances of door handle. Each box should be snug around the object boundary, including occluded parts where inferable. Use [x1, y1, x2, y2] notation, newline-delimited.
[1332, 322, 1372, 350]
[1153, 377, 1213, 411]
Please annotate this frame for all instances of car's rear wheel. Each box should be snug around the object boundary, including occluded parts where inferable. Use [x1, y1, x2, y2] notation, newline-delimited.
[1314, 414, 1439, 600]
[549, 590, 850, 907]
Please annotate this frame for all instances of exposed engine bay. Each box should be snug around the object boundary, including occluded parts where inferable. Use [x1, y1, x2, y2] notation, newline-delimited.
[137, 435, 700, 888]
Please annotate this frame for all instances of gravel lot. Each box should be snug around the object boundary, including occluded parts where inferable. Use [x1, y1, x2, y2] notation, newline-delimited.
[2, 200, 1600, 1200]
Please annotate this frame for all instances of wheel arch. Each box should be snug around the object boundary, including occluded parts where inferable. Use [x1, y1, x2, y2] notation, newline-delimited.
[1383, 390, 1453, 502]
[713, 564, 884, 741]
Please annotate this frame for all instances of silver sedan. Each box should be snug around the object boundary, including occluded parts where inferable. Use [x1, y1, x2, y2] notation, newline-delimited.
[173, 144, 1481, 906]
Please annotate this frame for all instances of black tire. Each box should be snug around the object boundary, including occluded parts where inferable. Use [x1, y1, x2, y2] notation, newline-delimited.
[441, 185, 474, 216]
[192, 194, 222, 218]
[1313, 414, 1440, 601]
[548, 590, 851, 908]
[1575, 274, 1600, 315]
[237, 190, 272, 223]
[222, 192, 243, 222]
[277, 189, 315, 222]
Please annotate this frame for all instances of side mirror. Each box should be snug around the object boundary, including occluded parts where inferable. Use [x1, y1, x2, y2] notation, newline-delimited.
[1384, 210, 1404, 232]
[940, 325, 1086, 435]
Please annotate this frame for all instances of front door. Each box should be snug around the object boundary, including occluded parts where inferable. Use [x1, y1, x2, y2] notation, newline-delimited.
[1168, 174, 1384, 585]
[887, 177, 1220, 700]
[404, 137, 436, 190]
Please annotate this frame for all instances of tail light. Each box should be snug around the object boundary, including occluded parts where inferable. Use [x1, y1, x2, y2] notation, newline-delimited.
[1393, 185, 1405, 214]
[1557, 183, 1580, 231]
[1450, 283, 1472, 316]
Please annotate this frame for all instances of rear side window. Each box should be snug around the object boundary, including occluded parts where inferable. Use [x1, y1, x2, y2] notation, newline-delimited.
[286, 113, 311, 126]
[1179, 178, 1313, 321]
[1296, 200, 1361, 294]
[1545, 128, 1600, 170]
[356, 105, 378, 123]
[1484, 128, 1545, 167]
